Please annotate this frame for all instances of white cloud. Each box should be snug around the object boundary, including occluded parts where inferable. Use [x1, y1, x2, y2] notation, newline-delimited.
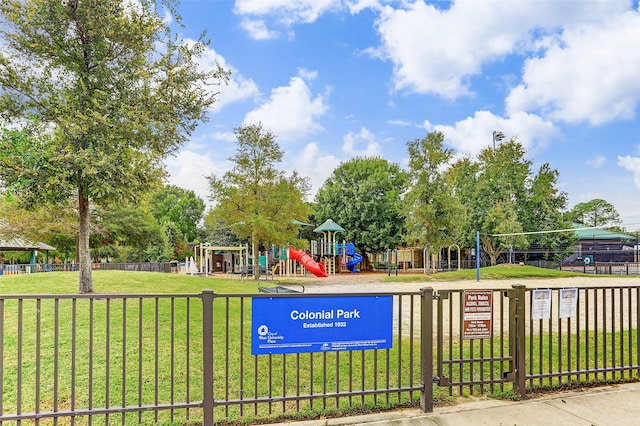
[346, 0, 383, 14]
[184, 38, 260, 110]
[427, 110, 558, 156]
[387, 119, 413, 127]
[243, 71, 328, 141]
[165, 150, 230, 207]
[210, 131, 237, 143]
[372, 0, 627, 99]
[618, 155, 640, 189]
[162, 9, 173, 25]
[291, 143, 342, 200]
[298, 68, 318, 81]
[240, 19, 280, 40]
[234, 0, 342, 25]
[506, 10, 640, 125]
[572, 191, 604, 205]
[341, 127, 382, 157]
[587, 155, 606, 168]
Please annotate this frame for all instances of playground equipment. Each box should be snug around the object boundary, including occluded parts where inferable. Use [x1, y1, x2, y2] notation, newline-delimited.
[192, 219, 360, 279]
[337, 243, 362, 273]
[312, 219, 345, 275]
[178, 256, 200, 275]
[312, 219, 362, 275]
[289, 247, 328, 278]
[196, 244, 249, 275]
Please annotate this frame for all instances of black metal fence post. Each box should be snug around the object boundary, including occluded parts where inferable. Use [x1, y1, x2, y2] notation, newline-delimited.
[512, 284, 527, 398]
[420, 287, 434, 412]
[202, 290, 215, 426]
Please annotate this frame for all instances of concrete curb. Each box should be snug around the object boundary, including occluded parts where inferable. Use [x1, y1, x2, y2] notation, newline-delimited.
[259, 382, 640, 426]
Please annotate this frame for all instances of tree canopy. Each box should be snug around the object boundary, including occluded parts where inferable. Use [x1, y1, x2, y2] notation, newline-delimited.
[521, 163, 573, 261]
[0, 194, 77, 254]
[206, 123, 311, 278]
[0, 0, 227, 292]
[149, 185, 205, 243]
[569, 199, 621, 228]
[314, 157, 407, 259]
[92, 200, 174, 262]
[404, 132, 464, 256]
[446, 139, 569, 264]
[481, 201, 528, 265]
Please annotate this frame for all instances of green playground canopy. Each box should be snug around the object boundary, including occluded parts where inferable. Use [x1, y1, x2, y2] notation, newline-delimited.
[314, 219, 345, 233]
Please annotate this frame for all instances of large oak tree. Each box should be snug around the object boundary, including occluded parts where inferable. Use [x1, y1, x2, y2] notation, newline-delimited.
[0, 0, 227, 292]
[149, 185, 205, 243]
[314, 157, 408, 265]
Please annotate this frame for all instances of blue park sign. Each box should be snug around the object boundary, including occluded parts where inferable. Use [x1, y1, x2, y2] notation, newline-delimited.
[252, 295, 393, 355]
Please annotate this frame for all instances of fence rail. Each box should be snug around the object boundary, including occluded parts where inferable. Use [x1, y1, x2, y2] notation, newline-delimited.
[0, 262, 175, 275]
[1, 284, 639, 424]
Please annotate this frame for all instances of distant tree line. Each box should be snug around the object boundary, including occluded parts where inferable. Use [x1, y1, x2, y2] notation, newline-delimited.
[1, 119, 627, 278]
[205, 124, 624, 270]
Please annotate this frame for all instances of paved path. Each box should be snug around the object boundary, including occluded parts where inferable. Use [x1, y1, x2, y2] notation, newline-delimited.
[262, 381, 640, 425]
[288, 272, 639, 293]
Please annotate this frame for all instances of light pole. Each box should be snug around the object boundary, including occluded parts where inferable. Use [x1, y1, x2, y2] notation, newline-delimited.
[492, 130, 505, 150]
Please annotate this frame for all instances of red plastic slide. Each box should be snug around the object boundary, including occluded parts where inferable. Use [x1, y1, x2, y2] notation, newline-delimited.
[289, 247, 328, 278]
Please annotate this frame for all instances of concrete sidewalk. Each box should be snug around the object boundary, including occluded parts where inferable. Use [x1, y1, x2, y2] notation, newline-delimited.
[262, 381, 640, 426]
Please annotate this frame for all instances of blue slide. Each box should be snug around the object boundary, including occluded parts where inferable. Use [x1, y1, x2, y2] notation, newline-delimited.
[347, 252, 362, 272]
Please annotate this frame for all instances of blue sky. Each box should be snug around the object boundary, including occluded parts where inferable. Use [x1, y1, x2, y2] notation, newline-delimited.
[165, 0, 640, 230]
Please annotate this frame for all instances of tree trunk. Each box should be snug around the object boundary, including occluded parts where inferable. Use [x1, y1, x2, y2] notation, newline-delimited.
[425, 248, 430, 275]
[78, 188, 93, 293]
[252, 239, 259, 280]
[481, 236, 500, 266]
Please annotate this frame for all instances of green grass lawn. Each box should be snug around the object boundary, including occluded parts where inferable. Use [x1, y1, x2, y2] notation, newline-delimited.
[0, 271, 265, 425]
[0, 267, 634, 425]
[0, 264, 604, 294]
[384, 264, 595, 282]
[0, 271, 425, 425]
[0, 270, 256, 295]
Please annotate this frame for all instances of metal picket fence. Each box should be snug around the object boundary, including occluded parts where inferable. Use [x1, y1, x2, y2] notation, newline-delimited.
[0, 284, 638, 424]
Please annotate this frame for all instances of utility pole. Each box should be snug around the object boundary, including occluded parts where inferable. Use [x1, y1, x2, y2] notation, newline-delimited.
[492, 130, 505, 150]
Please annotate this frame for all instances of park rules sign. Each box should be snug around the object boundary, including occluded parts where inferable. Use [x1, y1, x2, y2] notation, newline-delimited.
[251, 295, 393, 355]
[462, 290, 493, 339]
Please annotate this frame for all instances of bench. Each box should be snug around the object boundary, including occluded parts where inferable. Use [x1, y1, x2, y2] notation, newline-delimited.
[241, 265, 274, 280]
